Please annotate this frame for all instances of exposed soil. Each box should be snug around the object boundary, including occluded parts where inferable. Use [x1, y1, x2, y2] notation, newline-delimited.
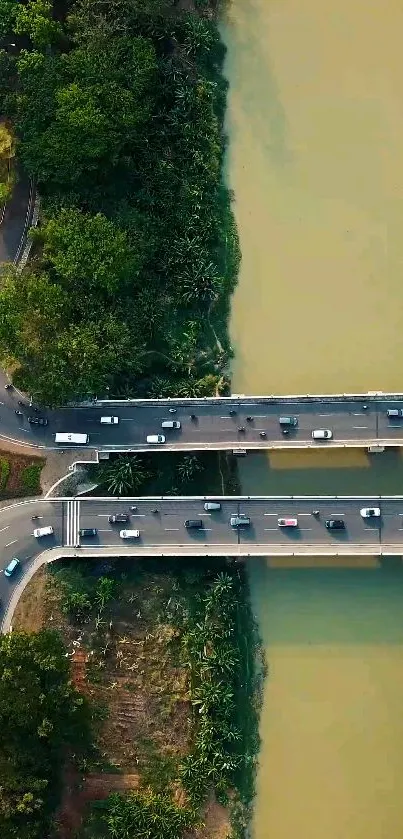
[55, 764, 140, 839]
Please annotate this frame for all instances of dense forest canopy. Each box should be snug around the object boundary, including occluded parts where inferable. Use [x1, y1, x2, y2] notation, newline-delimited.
[0, 0, 238, 404]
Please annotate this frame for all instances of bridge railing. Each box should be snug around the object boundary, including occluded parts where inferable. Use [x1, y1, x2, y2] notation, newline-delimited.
[69, 391, 403, 408]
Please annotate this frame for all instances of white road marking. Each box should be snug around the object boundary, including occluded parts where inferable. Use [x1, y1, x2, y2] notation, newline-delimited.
[301, 527, 313, 531]
[264, 528, 277, 531]
[353, 425, 368, 429]
[297, 512, 312, 516]
[0, 525, 10, 532]
[264, 513, 277, 516]
[198, 512, 212, 516]
[165, 528, 180, 531]
[328, 512, 345, 516]
[130, 514, 146, 517]
[319, 413, 335, 416]
[5, 539, 17, 547]
[97, 514, 112, 517]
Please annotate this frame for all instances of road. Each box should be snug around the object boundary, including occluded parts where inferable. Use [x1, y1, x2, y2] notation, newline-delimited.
[0, 176, 34, 266]
[3, 494, 403, 631]
[3, 391, 403, 452]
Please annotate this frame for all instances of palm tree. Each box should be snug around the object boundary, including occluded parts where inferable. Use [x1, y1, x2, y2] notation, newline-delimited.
[176, 454, 203, 484]
[100, 455, 148, 495]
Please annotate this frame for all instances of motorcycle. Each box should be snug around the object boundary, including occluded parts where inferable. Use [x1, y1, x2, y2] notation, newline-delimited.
[130, 506, 138, 512]
[168, 408, 177, 414]
[15, 410, 23, 416]
[4, 383, 12, 390]
[31, 515, 39, 520]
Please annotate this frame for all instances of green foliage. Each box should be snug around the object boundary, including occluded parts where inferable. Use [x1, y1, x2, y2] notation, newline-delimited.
[85, 789, 195, 839]
[0, 0, 239, 404]
[14, 0, 63, 50]
[0, 457, 10, 490]
[176, 454, 203, 485]
[20, 462, 42, 494]
[98, 455, 150, 496]
[0, 630, 92, 839]
[0, 0, 18, 39]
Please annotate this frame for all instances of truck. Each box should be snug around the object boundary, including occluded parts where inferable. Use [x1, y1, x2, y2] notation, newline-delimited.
[54, 433, 89, 445]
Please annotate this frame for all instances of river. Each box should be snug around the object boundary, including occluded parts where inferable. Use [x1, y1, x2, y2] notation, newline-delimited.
[220, 0, 403, 837]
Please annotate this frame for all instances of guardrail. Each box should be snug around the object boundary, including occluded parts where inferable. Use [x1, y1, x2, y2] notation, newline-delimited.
[72, 392, 403, 407]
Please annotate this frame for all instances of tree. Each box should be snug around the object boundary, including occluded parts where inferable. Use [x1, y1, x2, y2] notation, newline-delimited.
[99, 455, 149, 495]
[0, 630, 91, 839]
[0, 0, 18, 39]
[40, 208, 143, 301]
[14, 0, 63, 50]
[176, 455, 203, 485]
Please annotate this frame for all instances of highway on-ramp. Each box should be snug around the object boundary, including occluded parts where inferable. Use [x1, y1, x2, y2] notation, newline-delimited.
[3, 494, 403, 632]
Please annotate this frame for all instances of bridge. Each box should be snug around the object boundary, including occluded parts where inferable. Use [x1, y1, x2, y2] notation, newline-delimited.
[2, 494, 403, 631]
[3, 387, 403, 452]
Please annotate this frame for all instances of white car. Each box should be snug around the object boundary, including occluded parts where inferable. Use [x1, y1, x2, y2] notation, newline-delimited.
[146, 434, 166, 444]
[312, 429, 333, 440]
[360, 507, 381, 518]
[100, 416, 119, 425]
[119, 530, 140, 539]
[33, 526, 54, 538]
[278, 517, 298, 527]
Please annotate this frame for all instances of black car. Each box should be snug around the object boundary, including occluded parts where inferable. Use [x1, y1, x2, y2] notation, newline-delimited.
[79, 528, 98, 537]
[28, 416, 48, 426]
[109, 513, 129, 524]
[325, 519, 345, 530]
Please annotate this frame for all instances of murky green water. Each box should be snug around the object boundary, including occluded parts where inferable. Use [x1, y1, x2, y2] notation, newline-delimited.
[221, 0, 403, 836]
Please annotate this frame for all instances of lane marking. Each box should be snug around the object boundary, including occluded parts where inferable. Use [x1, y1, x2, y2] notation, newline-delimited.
[0, 525, 10, 533]
[165, 528, 180, 531]
[5, 539, 17, 547]
[353, 425, 368, 429]
[301, 527, 313, 531]
[264, 528, 277, 531]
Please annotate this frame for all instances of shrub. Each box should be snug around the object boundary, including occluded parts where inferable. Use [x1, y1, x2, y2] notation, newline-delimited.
[0, 457, 10, 491]
[21, 462, 42, 494]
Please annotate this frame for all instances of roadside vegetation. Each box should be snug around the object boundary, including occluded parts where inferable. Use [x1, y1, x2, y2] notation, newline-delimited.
[0, 0, 238, 405]
[13, 556, 263, 839]
[0, 450, 44, 497]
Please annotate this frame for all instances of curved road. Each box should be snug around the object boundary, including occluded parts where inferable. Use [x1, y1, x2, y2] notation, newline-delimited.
[0, 175, 34, 266]
[2, 494, 403, 632]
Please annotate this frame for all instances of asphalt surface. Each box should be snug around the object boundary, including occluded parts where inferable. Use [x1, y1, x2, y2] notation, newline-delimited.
[3, 495, 403, 625]
[3, 387, 403, 452]
[0, 175, 33, 265]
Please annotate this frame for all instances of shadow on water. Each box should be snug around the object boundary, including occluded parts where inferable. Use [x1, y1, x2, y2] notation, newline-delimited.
[237, 448, 403, 496]
[249, 560, 403, 645]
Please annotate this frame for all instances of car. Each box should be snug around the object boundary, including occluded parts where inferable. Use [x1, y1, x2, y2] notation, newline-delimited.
[4, 557, 20, 577]
[100, 416, 119, 425]
[278, 517, 298, 527]
[360, 507, 381, 518]
[79, 528, 98, 537]
[184, 519, 204, 529]
[28, 416, 48, 426]
[279, 416, 298, 426]
[204, 502, 222, 511]
[109, 513, 129, 524]
[146, 434, 166, 444]
[386, 409, 403, 418]
[325, 519, 345, 530]
[161, 420, 181, 429]
[312, 429, 333, 440]
[230, 514, 251, 527]
[120, 529, 140, 538]
[33, 526, 54, 538]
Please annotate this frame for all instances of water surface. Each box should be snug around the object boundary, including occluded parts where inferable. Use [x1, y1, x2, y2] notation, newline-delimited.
[221, 1, 403, 836]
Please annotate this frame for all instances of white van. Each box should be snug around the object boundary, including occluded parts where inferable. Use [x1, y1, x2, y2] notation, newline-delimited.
[204, 502, 221, 511]
[161, 420, 181, 429]
[312, 429, 333, 440]
[119, 529, 140, 539]
[100, 416, 119, 425]
[54, 433, 89, 445]
[146, 434, 165, 444]
[33, 525, 54, 538]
